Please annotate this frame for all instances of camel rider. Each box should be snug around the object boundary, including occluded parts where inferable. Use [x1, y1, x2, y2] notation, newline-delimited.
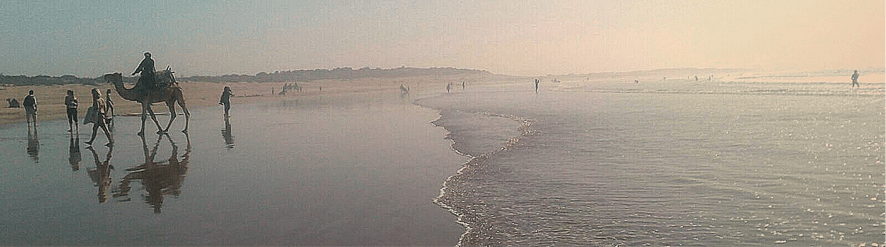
[133, 52, 155, 89]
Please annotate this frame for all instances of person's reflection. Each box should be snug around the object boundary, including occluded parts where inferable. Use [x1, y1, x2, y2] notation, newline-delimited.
[114, 133, 191, 213]
[27, 127, 39, 161]
[69, 133, 81, 171]
[222, 116, 234, 149]
[86, 145, 113, 203]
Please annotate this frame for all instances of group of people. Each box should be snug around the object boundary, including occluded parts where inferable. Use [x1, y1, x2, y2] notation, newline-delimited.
[25, 88, 116, 146]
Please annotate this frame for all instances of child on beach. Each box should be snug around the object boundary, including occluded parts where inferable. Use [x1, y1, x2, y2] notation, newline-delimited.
[220, 86, 234, 117]
[85, 88, 113, 146]
[851, 70, 860, 87]
[65, 90, 79, 132]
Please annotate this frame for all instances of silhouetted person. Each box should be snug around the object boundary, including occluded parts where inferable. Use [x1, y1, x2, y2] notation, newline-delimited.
[222, 116, 234, 149]
[534, 79, 539, 93]
[132, 52, 155, 89]
[65, 90, 79, 133]
[105, 89, 115, 121]
[219, 86, 234, 117]
[86, 88, 113, 146]
[86, 145, 113, 203]
[27, 127, 38, 162]
[446, 83, 451, 93]
[695, 75, 698, 81]
[69, 133, 81, 172]
[462, 81, 465, 89]
[851, 70, 860, 87]
[23, 90, 37, 128]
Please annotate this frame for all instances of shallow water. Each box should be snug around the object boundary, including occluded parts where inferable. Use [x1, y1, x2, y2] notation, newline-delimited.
[0, 91, 465, 245]
[418, 76, 885, 246]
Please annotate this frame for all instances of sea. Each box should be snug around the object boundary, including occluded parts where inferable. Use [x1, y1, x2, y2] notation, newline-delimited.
[417, 69, 885, 246]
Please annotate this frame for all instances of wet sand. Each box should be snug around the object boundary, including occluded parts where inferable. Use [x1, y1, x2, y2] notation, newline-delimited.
[0, 82, 470, 245]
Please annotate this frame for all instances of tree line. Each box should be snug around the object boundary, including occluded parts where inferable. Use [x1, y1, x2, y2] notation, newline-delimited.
[0, 67, 491, 86]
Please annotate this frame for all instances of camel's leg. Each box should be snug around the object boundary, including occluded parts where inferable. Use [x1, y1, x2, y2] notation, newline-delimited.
[145, 105, 164, 134]
[138, 104, 148, 136]
[177, 97, 190, 133]
[162, 102, 177, 133]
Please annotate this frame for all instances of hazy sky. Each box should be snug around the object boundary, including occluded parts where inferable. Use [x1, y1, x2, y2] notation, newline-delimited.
[1, 0, 883, 77]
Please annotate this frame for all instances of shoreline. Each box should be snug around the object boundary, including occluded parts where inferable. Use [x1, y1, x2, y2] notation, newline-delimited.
[0, 74, 487, 126]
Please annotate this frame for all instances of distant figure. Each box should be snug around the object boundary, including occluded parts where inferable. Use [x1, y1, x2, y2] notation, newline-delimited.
[695, 75, 698, 81]
[319, 86, 322, 92]
[132, 52, 155, 89]
[23, 90, 37, 128]
[7, 98, 20, 108]
[85, 88, 113, 146]
[462, 81, 465, 89]
[400, 84, 409, 94]
[446, 83, 451, 93]
[65, 90, 79, 133]
[219, 86, 234, 117]
[272, 87, 275, 96]
[105, 89, 115, 120]
[851, 70, 860, 87]
[534, 79, 539, 93]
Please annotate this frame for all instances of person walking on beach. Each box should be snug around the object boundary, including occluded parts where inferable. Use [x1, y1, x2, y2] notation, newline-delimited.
[219, 86, 234, 117]
[23, 90, 37, 128]
[851, 70, 860, 87]
[105, 89, 115, 121]
[132, 52, 155, 89]
[446, 83, 451, 93]
[534, 79, 540, 93]
[65, 90, 79, 133]
[86, 88, 113, 146]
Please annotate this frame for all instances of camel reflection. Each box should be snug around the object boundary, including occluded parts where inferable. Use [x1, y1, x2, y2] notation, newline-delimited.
[113, 133, 191, 213]
[222, 116, 234, 149]
[27, 128, 39, 162]
[86, 145, 113, 203]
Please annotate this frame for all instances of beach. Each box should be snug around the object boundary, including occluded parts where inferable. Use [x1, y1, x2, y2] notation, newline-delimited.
[0, 76, 476, 245]
[1, 69, 883, 246]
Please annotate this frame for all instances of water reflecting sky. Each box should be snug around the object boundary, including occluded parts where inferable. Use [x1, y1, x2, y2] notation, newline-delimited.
[0, 92, 464, 245]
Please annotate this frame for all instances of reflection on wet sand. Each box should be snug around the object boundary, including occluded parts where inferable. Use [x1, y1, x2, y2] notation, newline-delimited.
[86, 145, 113, 203]
[27, 128, 38, 162]
[113, 133, 191, 213]
[69, 134, 81, 172]
[222, 116, 234, 149]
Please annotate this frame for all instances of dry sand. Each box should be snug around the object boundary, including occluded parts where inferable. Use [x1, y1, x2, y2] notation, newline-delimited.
[0, 74, 483, 126]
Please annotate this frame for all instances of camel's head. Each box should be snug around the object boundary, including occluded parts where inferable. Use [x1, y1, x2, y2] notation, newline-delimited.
[103, 73, 123, 84]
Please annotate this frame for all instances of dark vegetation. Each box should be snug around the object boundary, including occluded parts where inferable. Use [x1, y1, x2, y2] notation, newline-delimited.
[0, 67, 492, 86]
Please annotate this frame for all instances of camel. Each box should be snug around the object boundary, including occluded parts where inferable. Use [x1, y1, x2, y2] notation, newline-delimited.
[104, 70, 190, 135]
[6, 98, 20, 108]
